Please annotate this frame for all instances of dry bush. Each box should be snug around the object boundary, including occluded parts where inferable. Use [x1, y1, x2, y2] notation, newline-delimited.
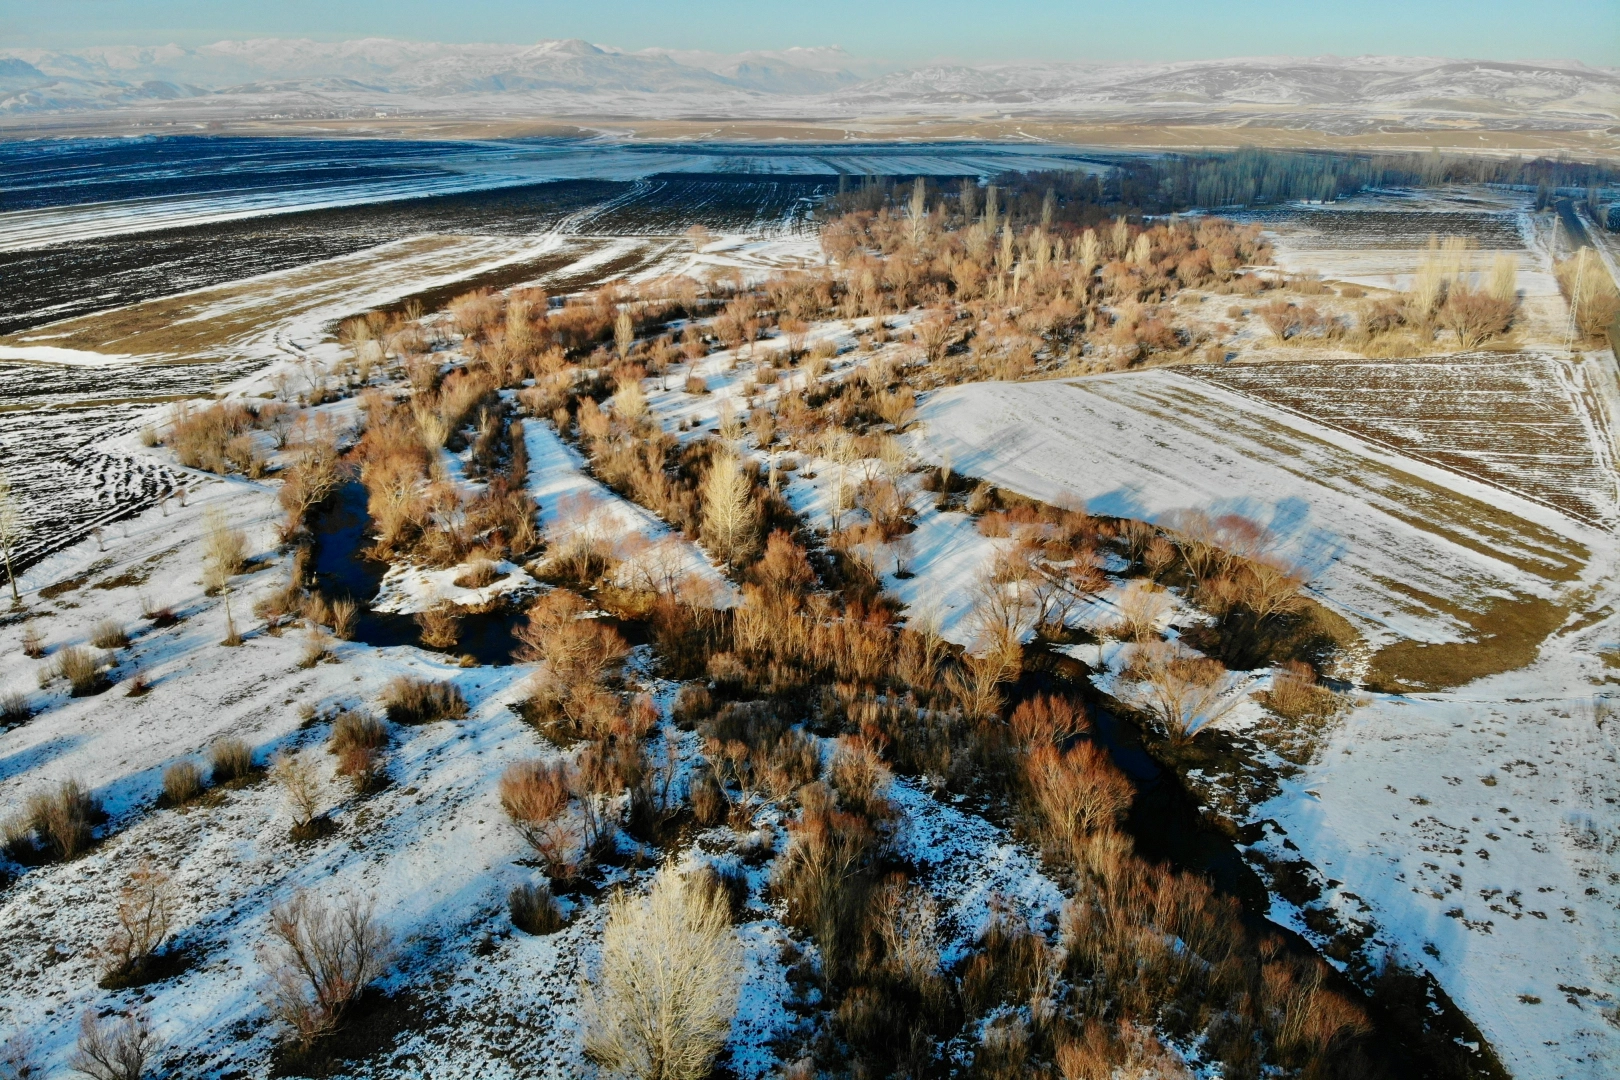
[772, 783, 878, 982]
[509, 881, 565, 935]
[161, 760, 204, 805]
[1024, 741, 1134, 861]
[262, 891, 394, 1049]
[21, 624, 44, 659]
[166, 400, 257, 474]
[100, 861, 174, 986]
[1008, 694, 1090, 750]
[25, 778, 98, 859]
[270, 752, 323, 835]
[500, 759, 593, 879]
[517, 590, 629, 725]
[209, 737, 254, 784]
[69, 1011, 159, 1080]
[1555, 249, 1620, 340]
[828, 736, 892, 819]
[54, 644, 106, 696]
[414, 602, 462, 650]
[90, 620, 129, 649]
[1118, 643, 1240, 744]
[202, 508, 248, 590]
[380, 675, 468, 725]
[1112, 579, 1173, 641]
[328, 709, 386, 757]
[583, 863, 743, 1080]
[1437, 287, 1513, 348]
[0, 1031, 39, 1080]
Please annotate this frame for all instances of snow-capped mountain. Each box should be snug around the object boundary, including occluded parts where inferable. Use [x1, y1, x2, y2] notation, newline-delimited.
[0, 40, 1614, 126]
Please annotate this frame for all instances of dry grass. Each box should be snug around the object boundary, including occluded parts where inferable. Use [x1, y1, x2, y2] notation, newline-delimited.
[24, 778, 99, 859]
[0, 690, 29, 727]
[52, 644, 107, 697]
[89, 619, 129, 649]
[379, 675, 468, 725]
[161, 761, 204, 806]
[508, 881, 566, 935]
[208, 737, 254, 784]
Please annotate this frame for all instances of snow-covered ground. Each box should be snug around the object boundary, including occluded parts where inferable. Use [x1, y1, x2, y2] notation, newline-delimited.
[908, 366, 1620, 1078]
[912, 372, 1611, 652]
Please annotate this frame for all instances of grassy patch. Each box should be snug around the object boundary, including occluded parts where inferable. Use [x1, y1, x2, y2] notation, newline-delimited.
[1366, 592, 1568, 693]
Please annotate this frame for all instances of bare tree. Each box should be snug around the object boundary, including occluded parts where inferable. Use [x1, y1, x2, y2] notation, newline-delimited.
[700, 452, 758, 569]
[261, 892, 393, 1048]
[615, 308, 635, 361]
[583, 864, 743, 1080]
[270, 752, 323, 835]
[69, 1012, 159, 1080]
[100, 861, 175, 983]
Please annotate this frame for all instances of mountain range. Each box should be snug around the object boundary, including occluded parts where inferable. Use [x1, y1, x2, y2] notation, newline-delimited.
[0, 39, 1616, 130]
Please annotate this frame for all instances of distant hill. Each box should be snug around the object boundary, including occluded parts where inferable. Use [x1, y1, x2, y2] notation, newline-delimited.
[0, 40, 1614, 131]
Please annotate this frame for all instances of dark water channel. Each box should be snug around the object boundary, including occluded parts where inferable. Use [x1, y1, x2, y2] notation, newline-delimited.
[1018, 650, 1503, 1080]
[308, 481, 526, 665]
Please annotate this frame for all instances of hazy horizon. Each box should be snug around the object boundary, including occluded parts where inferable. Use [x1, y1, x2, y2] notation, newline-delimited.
[7, 0, 1618, 68]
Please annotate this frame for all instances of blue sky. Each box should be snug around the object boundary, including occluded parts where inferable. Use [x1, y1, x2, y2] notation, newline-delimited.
[6, 0, 1617, 67]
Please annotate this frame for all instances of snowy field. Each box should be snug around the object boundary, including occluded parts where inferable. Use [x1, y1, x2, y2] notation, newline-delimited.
[910, 371, 1620, 1078]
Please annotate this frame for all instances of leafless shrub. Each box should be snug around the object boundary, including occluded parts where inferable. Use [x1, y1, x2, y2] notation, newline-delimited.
[99, 861, 174, 986]
[202, 507, 248, 589]
[509, 881, 565, 935]
[700, 452, 759, 569]
[261, 892, 393, 1049]
[69, 1012, 159, 1080]
[90, 620, 129, 650]
[1118, 642, 1241, 744]
[1024, 741, 1134, 862]
[1111, 579, 1173, 641]
[772, 783, 877, 981]
[270, 752, 323, 836]
[380, 675, 467, 725]
[0, 1031, 39, 1080]
[582, 863, 743, 1080]
[683, 374, 709, 396]
[21, 624, 44, 659]
[500, 759, 579, 879]
[208, 737, 254, 784]
[1008, 694, 1090, 750]
[161, 761, 204, 806]
[25, 778, 98, 858]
